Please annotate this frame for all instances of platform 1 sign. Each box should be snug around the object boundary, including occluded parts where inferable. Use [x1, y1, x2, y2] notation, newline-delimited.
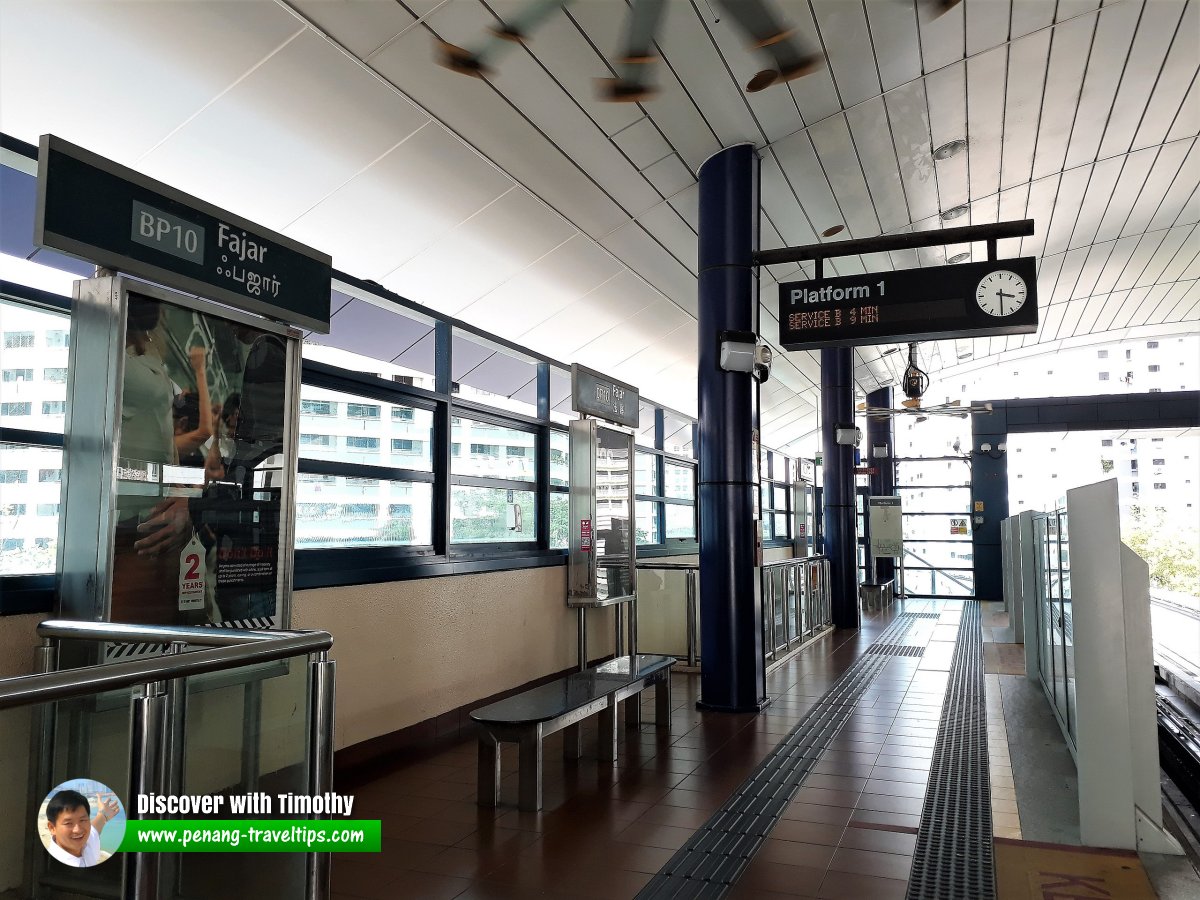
[571, 363, 639, 429]
[778, 257, 1037, 351]
[34, 135, 332, 333]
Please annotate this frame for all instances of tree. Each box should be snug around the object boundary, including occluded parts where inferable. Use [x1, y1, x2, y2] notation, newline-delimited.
[1124, 507, 1200, 595]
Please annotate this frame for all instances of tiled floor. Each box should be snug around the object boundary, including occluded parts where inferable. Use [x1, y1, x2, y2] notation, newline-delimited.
[332, 600, 960, 900]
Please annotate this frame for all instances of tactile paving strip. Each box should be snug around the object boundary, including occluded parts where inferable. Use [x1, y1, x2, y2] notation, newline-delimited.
[867, 644, 926, 658]
[636, 613, 921, 900]
[905, 601, 996, 900]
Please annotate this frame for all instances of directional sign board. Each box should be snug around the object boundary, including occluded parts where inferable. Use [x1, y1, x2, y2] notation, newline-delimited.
[778, 257, 1037, 351]
[35, 135, 332, 332]
[571, 363, 639, 429]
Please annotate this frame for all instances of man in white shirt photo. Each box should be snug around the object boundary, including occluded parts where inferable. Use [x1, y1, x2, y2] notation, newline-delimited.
[43, 789, 119, 867]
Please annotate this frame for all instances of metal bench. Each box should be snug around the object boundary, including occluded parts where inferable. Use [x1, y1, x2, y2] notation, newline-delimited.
[470, 654, 675, 811]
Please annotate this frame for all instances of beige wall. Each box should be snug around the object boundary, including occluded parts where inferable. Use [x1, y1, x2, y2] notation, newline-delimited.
[293, 565, 616, 751]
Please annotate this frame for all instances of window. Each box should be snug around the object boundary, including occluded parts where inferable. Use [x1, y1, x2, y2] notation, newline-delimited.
[2, 538, 24, 552]
[1097, 350, 1109, 359]
[392, 407, 414, 422]
[347, 403, 380, 419]
[1, 403, 31, 416]
[345, 436, 380, 451]
[38, 469, 61, 483]
[1126, 350, 1132, 359]
[36, 503, 58, 516]
[2, 504, 26, 516]
[1154, 483, 1166, 490]
[0, 470, 28, 484]
[300, 433, 334, 447]
[41, 401, 66, 416]
[1153, 458, 1165, 465]
[2, 369, 33, 382]
[1099, 372, 1110, 381]
[43, 367, 68, 383]
[341, 503, 379, 518]
[1153, 438, 1164, 443]
[470, 443, 499, 457]
[1101, 439, 1113, 447]
[506, 446, 527, 459]
[388, 503, 412, 518]
[3, 332, 33, 349]
[46, 330, 69, 348]
[1147, 341, 1158, 348]
[450, 486, 536, 544]
[391, 439, 424, 454]
[300, 399, 337, 416]
[1149, 365, 1160, 373]
[1150, 388, 1162, 393]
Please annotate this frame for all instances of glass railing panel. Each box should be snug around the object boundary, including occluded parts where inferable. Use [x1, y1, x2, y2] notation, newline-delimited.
[176, 655, 312, 899]
[636, 568, 692, 658]
[772, 569, 787, 652]
[786, 568, 799, 643]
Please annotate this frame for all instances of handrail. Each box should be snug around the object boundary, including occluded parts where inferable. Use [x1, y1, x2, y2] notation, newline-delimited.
[0, 627, 332, 710]
[637, 561, 698, 570]
[36, 618, 330, 647]
[763, 554, 827, 568]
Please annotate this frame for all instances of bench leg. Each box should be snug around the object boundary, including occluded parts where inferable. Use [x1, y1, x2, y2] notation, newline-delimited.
[563, 723, 582, 760]
[655, 673, 672, 732]
[518, 728, 543, 812]
[626, 695, 642, 730]
[598, 698, 618, 763]
[477, 735, 501, 808]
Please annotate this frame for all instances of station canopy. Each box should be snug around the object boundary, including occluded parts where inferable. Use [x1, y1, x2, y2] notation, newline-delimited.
[1, 1, 1195, 456]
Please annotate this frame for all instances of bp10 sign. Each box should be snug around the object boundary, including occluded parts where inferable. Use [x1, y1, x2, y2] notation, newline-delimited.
[35, 135, 332, 333]
[778, 257, 1038, 351]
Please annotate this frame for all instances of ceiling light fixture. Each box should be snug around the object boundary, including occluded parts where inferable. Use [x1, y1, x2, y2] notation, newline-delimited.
[947, 252, 971, 264]
[821, 224, 845, 238]
[932, 138, 967, 161]
[957, 351, 972, 360]
[940, 204, 969, 221]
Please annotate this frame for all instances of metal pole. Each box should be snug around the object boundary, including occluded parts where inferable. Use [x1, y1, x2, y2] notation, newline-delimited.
[613, 603, 624, 658]
[306, 651, 336, 900]
[629, 598, 638, 663]
[685, 572, 698, 668]
[578, 609, 588, 671]
[125, 682, 167, 900]
[162, 642, 188, 900]
[23, 639, 58, 900]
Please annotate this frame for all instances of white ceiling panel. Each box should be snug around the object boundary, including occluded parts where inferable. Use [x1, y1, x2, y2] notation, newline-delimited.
[1018, 174, 1060, 260]
[1111, 230, 1170, 293]
[965, 47, 1007, 201]
[1074, 240, 1120, 300]
[964, 0, 1009, 57]
[1000, 30, 1052, 192]
[770, 133, 844, 238]
[1157, 226, 1200, 283]
[457, 234, 624, 338]
[521, 271, 653, 354]
[863, 0, 922, 91]
[287, 0, 417, 58]
[1131, 0, 1199, 151]
[1068, 157, 1126, 249]
[1064, 0, 1145, 169]
[1093, 145, 1160, 243]
[0, 0, 302, 161]
[917, 0, 966, 73]
[600, 220, 698, 316]
[1042, 166, 1092, 258]
[811, 0, 881, 109]
[636, 202, 698, 273]
[1148, 138, 1200, 231]
[774, 1, 843, 124]
[808, 115, 882, 238]
[369, 19, 629, 238]
[1010, 0, 1057, 39]
[141, 28, 429, 230]
[643, 154, 697, 200]
[1096, 0, 1187, 160]
[845, 99, 911, 233]
[1030, 14, 1096, 181]
[286, 123, 513, 277]
[1049, 246, 1090, 306]
[884, 81, 939, 223]
[1057, 0, 1102, 20]
[1122, 140, 1195, 238]
[1166, 73, 1200, 143]
[926, 64, 969, 210]
[612, 118, 673, 170]
[383, 187, 574, 314]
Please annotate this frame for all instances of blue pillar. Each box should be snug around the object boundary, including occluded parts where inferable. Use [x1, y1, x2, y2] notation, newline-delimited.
[696, 144, 766, 713]
[865, 386, 895, 584]
[821, 348, 859, 629]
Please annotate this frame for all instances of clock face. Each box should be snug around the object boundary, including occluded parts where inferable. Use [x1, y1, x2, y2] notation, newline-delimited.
[976, 270, 1028, 317]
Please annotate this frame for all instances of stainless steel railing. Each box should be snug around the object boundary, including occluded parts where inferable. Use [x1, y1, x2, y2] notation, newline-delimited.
[0, 620, 335, 900]
[635, 555, 833, 669]
[761, 556, 833, 664]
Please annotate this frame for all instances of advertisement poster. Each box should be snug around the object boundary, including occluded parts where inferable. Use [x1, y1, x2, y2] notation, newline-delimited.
[110, 291, 288, 626]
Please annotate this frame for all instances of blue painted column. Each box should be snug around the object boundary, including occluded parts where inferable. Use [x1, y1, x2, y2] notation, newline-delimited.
[971, 400, 1009, 601]
[696, 144, 766, 712]
[821, 348, 860, 629]
[865, 386, 895, 584]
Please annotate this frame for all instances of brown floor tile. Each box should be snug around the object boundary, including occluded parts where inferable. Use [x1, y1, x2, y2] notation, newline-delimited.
[613, 820, 695, 850]
[635, 803, 714, 829]
[376, 870, 473, 900]
[803, 773, 868, 792]
[756, 837, 838, 869]
[868, 765, 929, 785]
[792, 786, 862, 809]
[862, 778, 929, 799]
[768, 818, 846, 847]
[817, 869, 908, 899]
[848, 809, 922, 831]
[836, 826, 917, 855]
[736, 859, 825, 897]
[828, 846, 913, 881]
[781, 802, 855, 826]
